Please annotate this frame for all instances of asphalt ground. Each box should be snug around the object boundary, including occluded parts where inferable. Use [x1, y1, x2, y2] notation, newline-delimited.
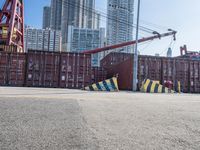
[0, 87, 200, 150]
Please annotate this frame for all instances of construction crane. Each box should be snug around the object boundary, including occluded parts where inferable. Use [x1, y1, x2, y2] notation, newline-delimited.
[82, 30, 177, 54]
[0, 0, 24, 52]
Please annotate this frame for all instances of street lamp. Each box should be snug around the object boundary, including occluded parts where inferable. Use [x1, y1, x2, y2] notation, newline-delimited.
[133, 0, 141, 91]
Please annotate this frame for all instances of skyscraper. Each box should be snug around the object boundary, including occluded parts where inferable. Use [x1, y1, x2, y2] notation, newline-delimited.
[61, 0, 96, 51]
[107, 0, 134, 53]
[43, 6, 51, 29]
[50, 0, 62, 30]
[83, 0, 95, 29]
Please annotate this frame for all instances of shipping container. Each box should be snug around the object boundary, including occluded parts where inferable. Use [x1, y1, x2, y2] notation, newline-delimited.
[175, 58, 190, 93]
[138, 56, 162, 88]
[0, 51, 26, 86]
[161, 58, 176, 83]
[59, 52, 92, 89]
[106, 58, 133, 90]
[26, 51, 60, 88]
[189, 60, 200, 93]
[91, 67, 107, 84]
[8, 52, 26, 86]
[100, 52, 132, 69]
[0, 52, 9, 85]
[101, 52, 200, 93]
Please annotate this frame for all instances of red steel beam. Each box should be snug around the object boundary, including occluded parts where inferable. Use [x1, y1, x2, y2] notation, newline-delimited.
[82, 31, 177, 54]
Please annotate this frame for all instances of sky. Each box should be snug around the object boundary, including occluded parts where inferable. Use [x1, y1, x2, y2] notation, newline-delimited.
[1, 0, 200, 56]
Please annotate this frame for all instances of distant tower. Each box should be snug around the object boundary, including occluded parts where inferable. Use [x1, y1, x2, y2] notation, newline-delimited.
[61, 0, 96, 51]
[50, 0, 62, 30]
[167, 47, 172, 57]
[43, 6, 51, 29]
[107, 0, 134, 53]
[0, 0, 24, 52]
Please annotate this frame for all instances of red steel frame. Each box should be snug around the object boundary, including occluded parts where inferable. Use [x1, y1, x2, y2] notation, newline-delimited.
[0, 0, 24, 52]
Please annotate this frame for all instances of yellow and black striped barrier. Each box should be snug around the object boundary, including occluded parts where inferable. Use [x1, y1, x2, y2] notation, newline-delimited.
[84, 77, 119, 92]
[175, 81, 181, 93]
[141, 79, 175, 93]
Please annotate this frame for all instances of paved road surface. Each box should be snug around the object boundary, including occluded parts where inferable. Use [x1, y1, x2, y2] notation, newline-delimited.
[0, 87, 200, 150]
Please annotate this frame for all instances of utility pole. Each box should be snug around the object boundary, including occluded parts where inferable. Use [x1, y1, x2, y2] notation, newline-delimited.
[133, 0, 141, 91]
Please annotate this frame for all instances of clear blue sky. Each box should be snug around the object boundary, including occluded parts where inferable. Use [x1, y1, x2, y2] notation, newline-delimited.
[1, 0, 199, 56]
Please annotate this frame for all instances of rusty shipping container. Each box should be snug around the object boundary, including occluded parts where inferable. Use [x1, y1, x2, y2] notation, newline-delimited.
[0, 51, 26, 86]
[101, 52, 200, 93]
[104, 54, 162, 90]
[0, 51, 9, 85]
[100, 52, 132, 69]
[59, 53, 92, 89]
[174, 58, 190, 93]
[105, 58, 133, 90]
[138, 56, 162, 88]
[26, 51, 60, 88]
[188, 60, 200, 93]
[91, 67, 107, 84]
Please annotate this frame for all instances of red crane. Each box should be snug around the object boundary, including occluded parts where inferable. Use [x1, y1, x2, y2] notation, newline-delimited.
[82, 30, 177, 54]
[0, 0, 24, 52]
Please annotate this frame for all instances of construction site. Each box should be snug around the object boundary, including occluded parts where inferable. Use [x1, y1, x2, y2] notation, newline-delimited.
[0, 0, 200, 149]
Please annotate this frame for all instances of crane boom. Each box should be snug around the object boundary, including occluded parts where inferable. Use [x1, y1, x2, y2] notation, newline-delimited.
[82, 30, 177, 54]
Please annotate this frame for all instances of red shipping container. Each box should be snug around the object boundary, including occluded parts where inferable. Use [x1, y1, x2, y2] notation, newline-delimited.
[0, 52, 9, 85]
[8, 53, 26, 86]
[59, 53, 92, 89]
[101, 53, 200, 93]
[100, 52, 132, 69]
[161, 58, 176, 84]
[91, 67, 107, 84]
[138, 56, 162, 88]
[0, 52, 26, 86]
[106, 58, 133, 90]
[175, 58, 190, 93]
[189, 60, 200, 93]
[43, 52, 60, 87]
[26, 51, 60, 88]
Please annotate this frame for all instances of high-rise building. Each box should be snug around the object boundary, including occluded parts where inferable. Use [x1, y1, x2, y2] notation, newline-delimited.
[43, 6, 51, 29]
[50, 0, 62, 30]
[24, 27, 61, 52]
[107, 0, 134, 53]
[67, 26, 105, 66]
[93, 12, 101, 29]
[61, 0, 97, 51]
[83, 0, 95, 29]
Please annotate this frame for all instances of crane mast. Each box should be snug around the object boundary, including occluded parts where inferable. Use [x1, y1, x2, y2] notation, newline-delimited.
[0, 0, 24, 52]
